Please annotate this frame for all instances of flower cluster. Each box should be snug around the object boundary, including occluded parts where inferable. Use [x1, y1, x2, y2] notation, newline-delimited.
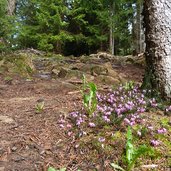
[58, 84, 169, 148]
[61, 85, 159, 129]
[95, 85, 149, 126]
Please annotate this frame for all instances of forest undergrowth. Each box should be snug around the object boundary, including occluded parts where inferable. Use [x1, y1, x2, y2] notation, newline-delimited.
[53, 79, 171, 171]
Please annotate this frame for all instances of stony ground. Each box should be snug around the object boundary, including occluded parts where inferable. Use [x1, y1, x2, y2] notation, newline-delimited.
[0, 53, 170, 171]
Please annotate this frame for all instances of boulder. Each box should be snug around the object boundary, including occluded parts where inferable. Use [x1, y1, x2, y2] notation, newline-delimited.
[97, 52, 114, 61]
[51, 68, 59, 75]
[58, 67, 68, 78]
[70, 63, 84, 70]
[98, 75, 120, 86]
[67, 70, 83, 79]
[90, 65, 108, 76]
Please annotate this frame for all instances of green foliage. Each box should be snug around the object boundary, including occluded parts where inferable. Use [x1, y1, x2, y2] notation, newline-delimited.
[126, 127, 153, 171]
[81, 74, 97, 116]
[111, 126, 154, 171]
[35, 101, 44, 113]
[15, 0, 68, 52]
[0, 0, 7, 16]
[8, 0, 136, 55]
[123, 81, 134, 91]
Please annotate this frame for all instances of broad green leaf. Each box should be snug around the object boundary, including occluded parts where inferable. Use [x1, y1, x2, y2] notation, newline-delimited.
[126, 127, 134, 164]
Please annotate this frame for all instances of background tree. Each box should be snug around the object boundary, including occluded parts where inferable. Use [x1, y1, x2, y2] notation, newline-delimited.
[132, 0, 145, 55]
[7, 0, 16, 15]
[143, 0, 171, 98]
[15, 0, 72, 52]
[0, 0, 16, 52]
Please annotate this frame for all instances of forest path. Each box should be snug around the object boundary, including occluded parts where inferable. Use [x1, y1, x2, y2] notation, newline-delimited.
[0, 78, 82, 170]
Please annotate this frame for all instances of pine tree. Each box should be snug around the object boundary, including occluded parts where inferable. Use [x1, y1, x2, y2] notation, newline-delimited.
[0, 0, 16, 51]
[16, 0, 71, 52]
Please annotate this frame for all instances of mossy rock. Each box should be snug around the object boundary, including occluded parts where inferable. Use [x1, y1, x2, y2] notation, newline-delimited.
[90, 65, 108, 76]
[67, 70, 83, 79]
[98, 75, 120, 85]
[58, 67, 69, 78]
[1, 53, 35, 77]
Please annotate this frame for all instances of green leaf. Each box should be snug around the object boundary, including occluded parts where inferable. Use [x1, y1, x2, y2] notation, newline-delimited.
[126, 126, 134, 164]
[127, 145, 152, 171]
[89, 82, 97, 92]
[59, 168, 66, 171]
[48, 167, 56, 171]
[126, 141, 134, 164]
[83, 94, 90, 104]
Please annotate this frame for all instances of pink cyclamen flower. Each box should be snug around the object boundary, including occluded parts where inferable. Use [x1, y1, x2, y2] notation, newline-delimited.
[59, 119, 65, 124]
[98, 137, 105, 142]
[59, 124, 65, 128]
[89, 122, 96, 127]
[151, 140, 160, 146]
[67, 131, 73, 136]
[102, 115, 110, 122]
[124, 118, 130, 125]
[157, 128, 167, 134]
[66, 124, 72, 128]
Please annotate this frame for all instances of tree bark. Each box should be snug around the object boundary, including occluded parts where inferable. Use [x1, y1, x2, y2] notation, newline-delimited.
[143, 0, 171, 98]
[133, 0, 145, 55]
[109, 3, 114, 55]
[7, 0, 16, 15]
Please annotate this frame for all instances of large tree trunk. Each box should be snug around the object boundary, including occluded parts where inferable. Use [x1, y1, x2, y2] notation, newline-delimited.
[7, 0, 16, 15]
[143, 0, 171, 98]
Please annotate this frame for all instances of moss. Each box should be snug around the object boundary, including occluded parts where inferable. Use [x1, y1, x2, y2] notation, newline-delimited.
[1, 53, 35, 77]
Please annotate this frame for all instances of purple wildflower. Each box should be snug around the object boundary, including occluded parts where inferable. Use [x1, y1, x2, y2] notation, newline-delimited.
[59, 124, 65, 128]
[157, 128, 167, 134]
[151, 140, 160, 146]
[89, 122, 96, 127]
[102, 115, 110, 122]
[98, 137, 105, 142]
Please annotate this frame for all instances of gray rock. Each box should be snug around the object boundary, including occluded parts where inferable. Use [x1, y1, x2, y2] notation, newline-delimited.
[98, 75, 120, 85]
[0, 115, 14, 124]
[58, 67, 68, 78]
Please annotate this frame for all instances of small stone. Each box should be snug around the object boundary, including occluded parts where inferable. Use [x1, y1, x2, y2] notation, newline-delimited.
[11, 146, 17, 152]
[0, 167, 5, 171]
[0, 85, 7, 90]
[51, 68, 59, 75]
[0, 115, 14, 124]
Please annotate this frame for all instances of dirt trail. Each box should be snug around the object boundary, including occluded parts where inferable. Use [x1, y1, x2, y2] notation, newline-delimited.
[0, 78, 83, 170]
